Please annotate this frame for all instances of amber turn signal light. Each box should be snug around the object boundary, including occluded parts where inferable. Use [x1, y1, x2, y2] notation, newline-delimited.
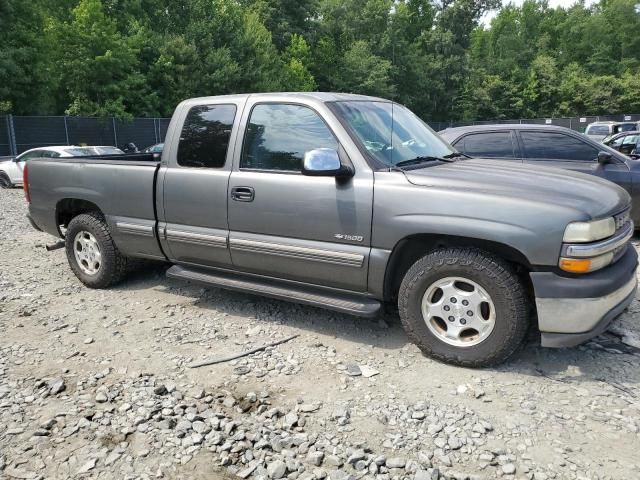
[559, 258, 592, 273]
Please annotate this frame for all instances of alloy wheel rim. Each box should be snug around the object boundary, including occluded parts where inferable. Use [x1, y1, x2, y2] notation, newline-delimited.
[73, 231, 102, 275]
[421, 276, 496, 347]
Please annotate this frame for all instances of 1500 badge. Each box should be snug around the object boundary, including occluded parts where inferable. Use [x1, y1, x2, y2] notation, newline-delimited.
[334, 233, 364, 242]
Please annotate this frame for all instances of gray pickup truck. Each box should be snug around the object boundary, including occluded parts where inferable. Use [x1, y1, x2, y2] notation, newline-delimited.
[25, 93, 638, 367]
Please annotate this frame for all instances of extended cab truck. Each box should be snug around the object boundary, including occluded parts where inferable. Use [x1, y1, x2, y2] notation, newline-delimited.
[25, 93, 638, 367]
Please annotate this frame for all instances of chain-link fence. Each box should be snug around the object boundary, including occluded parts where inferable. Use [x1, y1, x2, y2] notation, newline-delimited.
[427, 113, 640, 133]
[3, 112, 640, 157]
[1, 115, 170, 156]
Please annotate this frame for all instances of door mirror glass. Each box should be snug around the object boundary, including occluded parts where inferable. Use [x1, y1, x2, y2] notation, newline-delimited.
[302, 148, 342, 176]
[597, 151, 612, 164]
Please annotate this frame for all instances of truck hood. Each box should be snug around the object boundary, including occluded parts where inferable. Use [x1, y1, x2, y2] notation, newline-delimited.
[404, 159, 630, 220]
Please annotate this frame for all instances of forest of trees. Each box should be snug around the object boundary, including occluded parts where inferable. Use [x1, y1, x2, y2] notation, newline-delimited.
[1, 0, 639, 122]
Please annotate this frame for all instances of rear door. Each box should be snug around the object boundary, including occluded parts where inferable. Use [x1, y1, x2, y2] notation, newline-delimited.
[227, 100, 373, 292]
[519, 130, 631, 193]
[158, 101, 242, 268]
[452, 131, 521, 163]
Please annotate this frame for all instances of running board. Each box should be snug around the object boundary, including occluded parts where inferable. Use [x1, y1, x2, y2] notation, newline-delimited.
[166, 265, 381, 317]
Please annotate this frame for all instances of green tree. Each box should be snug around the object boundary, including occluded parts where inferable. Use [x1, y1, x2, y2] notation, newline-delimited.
[281, 34, 316, 91]
[50, 0, 144, 118]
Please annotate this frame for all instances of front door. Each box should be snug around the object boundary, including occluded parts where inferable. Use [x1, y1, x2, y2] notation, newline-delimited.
[159, 102, 240, 268]
[227, 102, 373, 292]
[519, 130, 631, 193]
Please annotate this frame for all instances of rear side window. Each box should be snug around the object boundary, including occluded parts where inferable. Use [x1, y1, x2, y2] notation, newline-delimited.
[178, 104, 237, 168]
[586, 125, 610, 136]
[456, 132, 515, 158]
[520, 132, 599, 161]
[241, 103, 338, 172]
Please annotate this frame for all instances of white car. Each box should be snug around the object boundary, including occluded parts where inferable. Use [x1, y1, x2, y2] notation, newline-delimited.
[0, 145, 123, 188]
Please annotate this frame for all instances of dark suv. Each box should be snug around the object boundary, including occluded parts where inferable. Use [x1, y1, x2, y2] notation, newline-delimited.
[439, 124, 640, 225]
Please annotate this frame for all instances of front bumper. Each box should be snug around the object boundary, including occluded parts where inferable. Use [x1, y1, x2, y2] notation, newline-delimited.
[531, 245, 638, 348]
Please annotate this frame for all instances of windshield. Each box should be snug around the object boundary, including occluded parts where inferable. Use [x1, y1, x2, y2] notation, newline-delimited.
[586, 125, 610, 136]
[330, 101, 455, 167]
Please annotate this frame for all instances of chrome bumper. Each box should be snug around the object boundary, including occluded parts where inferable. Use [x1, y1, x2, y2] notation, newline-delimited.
[536, 276, 636, 334]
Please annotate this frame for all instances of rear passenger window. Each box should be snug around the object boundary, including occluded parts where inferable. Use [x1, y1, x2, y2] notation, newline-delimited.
[178, 104, 237, 168]
[457, 132, 515, 158]
[241, 103, 338, 172]
[520, 132, 599, 161]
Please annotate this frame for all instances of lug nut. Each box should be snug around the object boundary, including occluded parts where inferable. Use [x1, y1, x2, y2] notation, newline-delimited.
[448, 316, 454, 322]
[450, 298, 457, 303]
[462, 300, 469, 306]
[467, 311, 473, 316]
[444, 305, 450, 311]
[460, 318, 467, 325]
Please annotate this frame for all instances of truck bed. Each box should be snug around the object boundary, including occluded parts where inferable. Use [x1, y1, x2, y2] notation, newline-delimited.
[27, 153, 165, 260]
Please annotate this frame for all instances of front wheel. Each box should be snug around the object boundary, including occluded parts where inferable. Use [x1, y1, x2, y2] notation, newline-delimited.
[398, 248, 530, 367]
[65, 212, 128, 288]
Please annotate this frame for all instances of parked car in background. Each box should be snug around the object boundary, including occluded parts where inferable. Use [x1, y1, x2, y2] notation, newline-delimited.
[603, 131, 640, 158]
[585, 121, 639, 142]
[90, 146, 125, 155]
[0, 146, 121, 188]
[24, 93, 637, 367]
[143, 143, 164, 153]
[439, 124, 640, 225]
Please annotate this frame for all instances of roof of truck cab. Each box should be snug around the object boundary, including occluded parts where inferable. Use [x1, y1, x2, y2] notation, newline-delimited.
[184, 92, 390, 104]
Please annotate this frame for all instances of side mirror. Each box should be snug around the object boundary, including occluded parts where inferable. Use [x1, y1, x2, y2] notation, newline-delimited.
[302, 148, 354, 179]
[597, 151, 612, 164]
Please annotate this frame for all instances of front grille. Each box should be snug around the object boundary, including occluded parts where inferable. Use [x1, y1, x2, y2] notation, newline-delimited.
[615, 208, 631, 231]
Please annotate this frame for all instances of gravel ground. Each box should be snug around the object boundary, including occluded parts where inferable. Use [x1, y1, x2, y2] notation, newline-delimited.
[1, 187, 640, 480]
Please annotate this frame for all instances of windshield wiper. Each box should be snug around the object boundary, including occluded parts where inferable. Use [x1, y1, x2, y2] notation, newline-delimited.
[395, 156, 454, 168]
[443, 151, 468, 159]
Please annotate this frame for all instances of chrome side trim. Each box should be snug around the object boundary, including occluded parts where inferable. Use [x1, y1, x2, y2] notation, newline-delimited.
[536, 276, 637, 333]
[116, 222, 154, 237]
[230, 238, 365, 267]
[166, 229, 227, 248]
[562, 221, 633, 258]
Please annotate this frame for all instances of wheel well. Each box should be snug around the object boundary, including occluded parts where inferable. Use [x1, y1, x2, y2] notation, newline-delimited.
[56, 199, 102, 231]
[383, 234, 532, 302]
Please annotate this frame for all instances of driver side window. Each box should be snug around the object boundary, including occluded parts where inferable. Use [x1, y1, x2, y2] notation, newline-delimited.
[241, 104, 338, 172]
[520, 132, 599, 161]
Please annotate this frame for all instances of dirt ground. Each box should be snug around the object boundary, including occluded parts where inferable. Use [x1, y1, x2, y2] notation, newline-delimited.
[1, 187, 639, 480]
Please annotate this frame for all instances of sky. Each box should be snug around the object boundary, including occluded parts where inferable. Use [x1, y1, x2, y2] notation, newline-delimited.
[481, 0, 596, 25]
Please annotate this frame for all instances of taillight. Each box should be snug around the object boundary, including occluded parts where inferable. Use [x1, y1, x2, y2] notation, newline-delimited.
[23, 162, 30, 203]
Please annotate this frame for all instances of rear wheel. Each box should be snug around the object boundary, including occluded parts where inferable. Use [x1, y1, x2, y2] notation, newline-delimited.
[398, 247, 530, 367]
[0, 172, 12, 189]
[65, 212, 128, 288]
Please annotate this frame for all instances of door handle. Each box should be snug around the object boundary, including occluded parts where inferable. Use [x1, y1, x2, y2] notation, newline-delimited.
[231, 186, 255, 202]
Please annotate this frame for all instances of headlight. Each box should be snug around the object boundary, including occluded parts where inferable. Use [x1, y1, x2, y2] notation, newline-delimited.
[563, 217, 615, 243]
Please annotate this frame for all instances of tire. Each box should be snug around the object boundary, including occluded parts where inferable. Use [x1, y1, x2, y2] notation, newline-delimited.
[65, 212, 128, 288]
[0, 172, 12, 189]
[398, 247, 529, 367]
